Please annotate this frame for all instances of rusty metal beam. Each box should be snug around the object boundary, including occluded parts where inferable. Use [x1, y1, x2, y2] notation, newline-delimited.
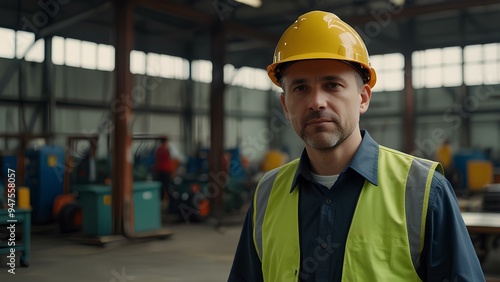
[138, 0, 212, 24]
[137, 0, 277, 43]
[37, 1, 112, 39]
[112, 0, 135, 236]
[402, 20, 415, 154]
[42, 36, 54, 137]
[403, 53, 414, 154]
[223, 20, 278, 43]
[208, 21, 226, 224]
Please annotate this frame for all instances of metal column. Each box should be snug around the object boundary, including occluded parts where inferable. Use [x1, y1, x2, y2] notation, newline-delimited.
[402, 20, 416, 154]
[43, 36, 55, 140]
[112, 0, 135, 236]
[208, 22, 226, 223]
[403, 52, 415, 154]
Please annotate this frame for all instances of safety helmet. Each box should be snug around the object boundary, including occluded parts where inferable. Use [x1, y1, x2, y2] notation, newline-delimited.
[267, 10, 377, 89]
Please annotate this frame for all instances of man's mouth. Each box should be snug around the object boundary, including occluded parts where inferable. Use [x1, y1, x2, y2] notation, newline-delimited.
[306, 118, 332, 125]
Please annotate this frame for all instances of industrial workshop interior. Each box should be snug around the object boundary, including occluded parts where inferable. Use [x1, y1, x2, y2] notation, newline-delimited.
[0, 0, 500, 281]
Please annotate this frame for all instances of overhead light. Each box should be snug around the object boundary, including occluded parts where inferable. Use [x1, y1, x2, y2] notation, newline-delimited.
[389, 0, 405, 6]
[235, 0, 262, 8]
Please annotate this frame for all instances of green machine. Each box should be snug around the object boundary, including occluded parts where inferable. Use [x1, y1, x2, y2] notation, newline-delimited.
[74, 181, 161, 237]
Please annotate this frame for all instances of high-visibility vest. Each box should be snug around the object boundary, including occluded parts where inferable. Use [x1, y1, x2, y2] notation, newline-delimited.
[253, 145, 443, 281]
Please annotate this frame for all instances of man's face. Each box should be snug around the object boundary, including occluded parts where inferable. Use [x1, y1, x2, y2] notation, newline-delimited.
[280, 59, 371, 150]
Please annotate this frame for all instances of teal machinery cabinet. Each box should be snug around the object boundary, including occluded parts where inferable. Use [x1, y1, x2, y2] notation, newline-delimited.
[74, 181, 161, 236]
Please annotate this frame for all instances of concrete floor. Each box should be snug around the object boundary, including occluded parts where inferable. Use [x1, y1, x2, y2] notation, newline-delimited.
[2, 217, 500, 282]
[2, 218, 241, 282]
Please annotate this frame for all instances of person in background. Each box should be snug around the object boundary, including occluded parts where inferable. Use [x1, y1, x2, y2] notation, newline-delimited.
[155, 136, 174, 203]
[228, 10, 484, 281]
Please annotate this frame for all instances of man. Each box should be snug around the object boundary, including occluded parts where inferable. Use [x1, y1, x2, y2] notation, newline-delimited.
[228, 10, 484, 281]
[155, 136, 174, 202]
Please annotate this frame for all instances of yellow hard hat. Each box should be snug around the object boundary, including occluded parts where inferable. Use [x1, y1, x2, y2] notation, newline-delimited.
[267, 10, 377, 89]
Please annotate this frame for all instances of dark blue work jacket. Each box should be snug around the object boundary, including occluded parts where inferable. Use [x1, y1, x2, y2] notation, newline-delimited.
[228, 130, 485, 282]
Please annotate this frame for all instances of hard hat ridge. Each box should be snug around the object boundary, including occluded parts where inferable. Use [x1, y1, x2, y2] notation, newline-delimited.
[267, 10, 377, 88]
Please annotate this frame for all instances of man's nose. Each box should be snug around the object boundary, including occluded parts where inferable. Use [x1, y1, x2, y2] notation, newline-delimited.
[308, 88, 328, 111]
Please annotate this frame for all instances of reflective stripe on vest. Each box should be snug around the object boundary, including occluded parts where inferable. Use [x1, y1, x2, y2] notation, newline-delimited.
[252, 146, 443, 281]
[253, 159, 301, 281]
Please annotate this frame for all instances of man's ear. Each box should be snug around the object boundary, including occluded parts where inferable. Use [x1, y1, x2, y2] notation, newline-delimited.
[280, 92, 289, 120]
[359, 84, 372, 114]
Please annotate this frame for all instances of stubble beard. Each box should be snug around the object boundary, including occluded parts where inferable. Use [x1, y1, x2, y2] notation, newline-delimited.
[295, 116, 357, 151]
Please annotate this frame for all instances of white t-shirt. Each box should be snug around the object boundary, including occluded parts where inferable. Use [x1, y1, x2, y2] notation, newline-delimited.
[310, 172, 339, 189]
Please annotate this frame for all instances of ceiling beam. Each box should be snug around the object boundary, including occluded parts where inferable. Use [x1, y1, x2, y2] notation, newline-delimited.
[137, 0, 213, 24]
[224, 20, 278, 43]
[137, 0, 277, 44]
[37, 1, 112, 39]
[346, 0, 500, 24]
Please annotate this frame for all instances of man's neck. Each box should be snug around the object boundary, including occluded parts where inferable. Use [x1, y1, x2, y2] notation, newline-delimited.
[305, 129, 362, 175]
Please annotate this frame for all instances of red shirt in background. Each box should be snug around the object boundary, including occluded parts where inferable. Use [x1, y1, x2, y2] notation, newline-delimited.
[155, 144, 173, 172]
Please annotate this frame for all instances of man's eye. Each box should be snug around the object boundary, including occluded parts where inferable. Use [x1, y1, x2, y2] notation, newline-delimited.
[293, 85, 307, 92]
[325, 82, 340, 89]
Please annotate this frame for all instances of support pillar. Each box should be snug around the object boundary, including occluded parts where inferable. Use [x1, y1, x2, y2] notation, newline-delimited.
[403, 52, 415, 154]
[402, 20, 416, 154]
[43, 36, 55, 141]
[112, 0, 134, 236]
[208, 22, 226, 223]
[459, 83, 471, 147]
[183, 45, 195, 155]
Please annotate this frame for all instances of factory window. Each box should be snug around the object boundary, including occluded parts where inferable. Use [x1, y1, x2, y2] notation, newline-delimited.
[80, 41, 97, 70]
[17, 31, 44, 62]
[131, 51, 189, 79]
[370, 53, 404, 92]
[0, 27, 15, 59]
[52, 36, 115, 71]
[231, 67, 272, 91]
[0, 28, 44, 62]
[159, 54, 189, 79]
[224, 64, 236, 84]
[97, 44, 114, 71]
[143, 52, 189, 79]
[64, 38, 81, 67]
[192, 60, 213, 83]
[464, 43, 500, 85]
[146, 52, 161, 76]
[130, 50, 146, 74]
[52, 36, 65, 65]
[412, 47, 462, 88]
[193, 60, 272, 90]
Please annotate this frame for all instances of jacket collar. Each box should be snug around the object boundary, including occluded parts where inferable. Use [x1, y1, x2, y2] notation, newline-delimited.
[290, 130, 379, 193]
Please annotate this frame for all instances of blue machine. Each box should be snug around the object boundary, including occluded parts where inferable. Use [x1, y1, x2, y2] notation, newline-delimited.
[452, 149, 487, 190]
[1, 155, 17, 179]
[25, 145, 65, 224]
